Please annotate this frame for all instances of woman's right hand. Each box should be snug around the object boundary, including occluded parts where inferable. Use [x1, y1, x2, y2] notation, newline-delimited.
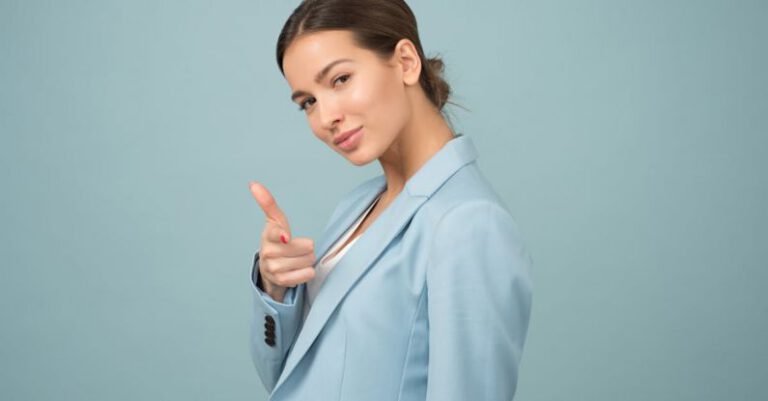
[249, 181, 316, 303]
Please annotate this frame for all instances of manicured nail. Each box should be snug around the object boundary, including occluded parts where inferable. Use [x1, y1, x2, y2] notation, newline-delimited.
[280, 234, 287, 244]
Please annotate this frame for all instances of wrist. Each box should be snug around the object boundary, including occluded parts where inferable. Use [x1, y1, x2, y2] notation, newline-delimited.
[258, 272, 286, 302]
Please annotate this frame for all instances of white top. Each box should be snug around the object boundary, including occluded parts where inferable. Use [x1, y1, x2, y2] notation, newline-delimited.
[303, 192, 383, 321]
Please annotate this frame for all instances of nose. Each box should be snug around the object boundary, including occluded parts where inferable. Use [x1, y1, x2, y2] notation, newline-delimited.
[318, 98, 343, 132]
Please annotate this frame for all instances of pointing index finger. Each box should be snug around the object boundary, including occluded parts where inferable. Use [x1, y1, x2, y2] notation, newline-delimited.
[249, 181, 291, 235]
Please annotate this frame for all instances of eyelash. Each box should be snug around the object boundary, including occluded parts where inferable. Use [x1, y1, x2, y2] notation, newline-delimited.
[298, 74, 351, 111]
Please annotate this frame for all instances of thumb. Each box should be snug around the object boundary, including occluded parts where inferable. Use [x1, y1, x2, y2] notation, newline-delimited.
[249, 181, 291, 239]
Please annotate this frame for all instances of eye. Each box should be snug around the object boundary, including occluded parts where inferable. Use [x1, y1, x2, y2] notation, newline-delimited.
[298, 97, 315, 111]
[332, 74, 351, 87]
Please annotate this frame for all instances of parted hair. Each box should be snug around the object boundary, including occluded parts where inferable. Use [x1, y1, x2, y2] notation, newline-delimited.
[276, 0, 453, 112]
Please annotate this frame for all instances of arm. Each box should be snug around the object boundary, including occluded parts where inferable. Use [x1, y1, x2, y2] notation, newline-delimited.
[426, 201, 533, 401]
[249, 251, 306, 393]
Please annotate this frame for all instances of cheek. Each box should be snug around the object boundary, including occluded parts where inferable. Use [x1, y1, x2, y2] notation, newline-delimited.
[344, 81, 378, 112]
[308, 118, 326, 142]
[346, 74, 408, 130]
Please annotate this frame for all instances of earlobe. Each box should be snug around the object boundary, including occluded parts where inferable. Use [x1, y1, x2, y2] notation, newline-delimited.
[395, 39, 421, 86]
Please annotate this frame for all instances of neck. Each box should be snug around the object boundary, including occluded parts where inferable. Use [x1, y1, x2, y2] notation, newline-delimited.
[376, 94, 455, 204]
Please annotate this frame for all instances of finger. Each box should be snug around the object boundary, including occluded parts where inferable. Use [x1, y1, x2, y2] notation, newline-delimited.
[249, 181, 291, 237]
[264, 253, 316, 274]
[262, 235, 315, 257]
[249, 181, 288, 225]
[271, 266, 316, 287]
[264, 222, 291, 245]
[285, 237, 315, 255]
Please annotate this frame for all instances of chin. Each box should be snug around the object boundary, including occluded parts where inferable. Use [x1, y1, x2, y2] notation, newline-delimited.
[344, 148, 378, 166]
[348, 158, 371, 167]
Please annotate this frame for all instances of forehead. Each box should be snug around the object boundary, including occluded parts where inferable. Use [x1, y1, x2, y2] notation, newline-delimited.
[283, 30, 370, 86]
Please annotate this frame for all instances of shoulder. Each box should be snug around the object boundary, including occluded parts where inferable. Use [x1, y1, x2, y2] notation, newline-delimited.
[413, 162, 531, 258]
[415, 163, 522, 233]
[419, 166, 533, 292]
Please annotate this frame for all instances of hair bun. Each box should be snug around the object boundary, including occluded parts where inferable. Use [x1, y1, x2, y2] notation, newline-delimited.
[423, 56, 451, 111]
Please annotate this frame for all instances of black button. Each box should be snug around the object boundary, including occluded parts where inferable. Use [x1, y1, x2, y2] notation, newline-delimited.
[265, 321, 275, 330]
[265, 315, 275, 324]
[265, 329, 275, 339]
[265, 337, 275, 347]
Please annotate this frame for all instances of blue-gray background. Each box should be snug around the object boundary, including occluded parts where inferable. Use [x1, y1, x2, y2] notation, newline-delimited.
[1, 0, 766, 400]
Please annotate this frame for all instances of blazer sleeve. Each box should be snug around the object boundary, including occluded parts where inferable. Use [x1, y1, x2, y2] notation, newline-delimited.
[249, 251, 306, 394]
[425, 201, 533, 401]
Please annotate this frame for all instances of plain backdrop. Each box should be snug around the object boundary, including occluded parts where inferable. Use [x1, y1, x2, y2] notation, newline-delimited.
[1, 0, 766, 400]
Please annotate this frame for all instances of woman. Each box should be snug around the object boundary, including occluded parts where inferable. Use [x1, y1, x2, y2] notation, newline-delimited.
[247, 1, 533, 400]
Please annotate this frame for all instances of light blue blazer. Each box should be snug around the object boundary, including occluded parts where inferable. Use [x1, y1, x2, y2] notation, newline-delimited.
[249, 134, 533, 400]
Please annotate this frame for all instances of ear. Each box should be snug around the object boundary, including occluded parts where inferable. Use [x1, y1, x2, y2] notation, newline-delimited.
[392, 38, 421, 86]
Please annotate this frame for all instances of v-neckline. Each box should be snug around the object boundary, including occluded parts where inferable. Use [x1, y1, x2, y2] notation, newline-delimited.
[320, 191, 383, 264]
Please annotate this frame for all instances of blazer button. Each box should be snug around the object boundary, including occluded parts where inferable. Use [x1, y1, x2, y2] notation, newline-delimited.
[263, 315, 276, 347]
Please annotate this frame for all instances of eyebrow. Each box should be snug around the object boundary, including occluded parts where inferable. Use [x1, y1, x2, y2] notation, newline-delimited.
[290, 58, 354, 102]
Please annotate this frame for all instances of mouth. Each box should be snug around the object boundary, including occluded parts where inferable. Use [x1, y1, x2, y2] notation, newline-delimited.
[333, 126, 363, 145]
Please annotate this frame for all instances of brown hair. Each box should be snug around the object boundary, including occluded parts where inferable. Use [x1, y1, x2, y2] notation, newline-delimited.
[276, 0, 453, 112]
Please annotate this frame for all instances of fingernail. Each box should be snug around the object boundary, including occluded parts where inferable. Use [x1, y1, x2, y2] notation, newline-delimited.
[280, 234, 287, 244]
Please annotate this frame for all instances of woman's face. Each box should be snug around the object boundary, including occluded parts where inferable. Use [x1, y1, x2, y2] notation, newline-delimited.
[282, 30, 412, 166]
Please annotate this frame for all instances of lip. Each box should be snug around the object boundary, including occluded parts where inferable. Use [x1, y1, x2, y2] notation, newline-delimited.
[333, 126, 363, 145]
